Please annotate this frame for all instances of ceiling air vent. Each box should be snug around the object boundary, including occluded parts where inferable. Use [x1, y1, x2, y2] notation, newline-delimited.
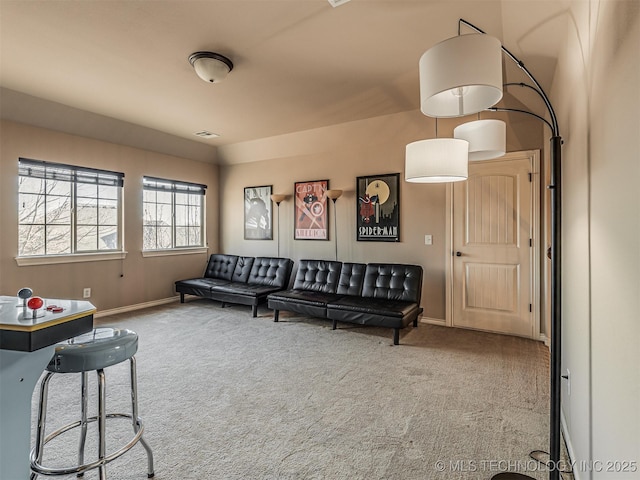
[328, 0, 351, 7]
[193, 130, 219, 139]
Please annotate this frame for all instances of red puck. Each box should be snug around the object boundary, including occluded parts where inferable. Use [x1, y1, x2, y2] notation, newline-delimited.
[51, 307, 64, 313]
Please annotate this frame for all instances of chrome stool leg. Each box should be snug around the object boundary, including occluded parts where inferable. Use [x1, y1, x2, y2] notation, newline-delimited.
[30, 372, 55, 480]
[97, 369, 107, 480]
[129, 356, 155, 478]
[77, 371, 88, 477]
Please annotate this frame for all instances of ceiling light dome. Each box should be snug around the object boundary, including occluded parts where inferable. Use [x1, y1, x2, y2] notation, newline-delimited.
[188, 51, 234, 83]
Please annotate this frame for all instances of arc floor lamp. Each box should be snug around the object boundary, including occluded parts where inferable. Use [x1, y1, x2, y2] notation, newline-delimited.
[413, 19, 563, 480]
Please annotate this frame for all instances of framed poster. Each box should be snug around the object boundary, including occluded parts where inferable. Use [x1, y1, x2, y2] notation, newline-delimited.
[294, 179, 328, 240]
[244, 185, 272, 240]
[357, 173, 400, 242]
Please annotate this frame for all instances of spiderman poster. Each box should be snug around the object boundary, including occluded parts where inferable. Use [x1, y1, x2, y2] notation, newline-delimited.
[294, 179, 329, 240]
[356, 173, 400, 242]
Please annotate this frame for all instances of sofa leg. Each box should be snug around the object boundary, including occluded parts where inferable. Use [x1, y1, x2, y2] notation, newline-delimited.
[180, 293, 185, 303]
[413, 318, 418, 327]
[332, 319, 337, 330]
[252, 305, 258, 317]
[393, 329, 400, 345]
[274, 310, 279, 322]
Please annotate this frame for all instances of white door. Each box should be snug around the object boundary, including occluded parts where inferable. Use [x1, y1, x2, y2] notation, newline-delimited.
[450, 151, 539, 338]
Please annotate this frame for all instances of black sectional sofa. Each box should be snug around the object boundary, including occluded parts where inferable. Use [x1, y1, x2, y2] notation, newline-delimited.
[175, 254, 293, 317]
[267, 259, 423, 345]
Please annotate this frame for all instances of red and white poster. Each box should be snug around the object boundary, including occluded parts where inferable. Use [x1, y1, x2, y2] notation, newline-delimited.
[294, 179, 328, 240]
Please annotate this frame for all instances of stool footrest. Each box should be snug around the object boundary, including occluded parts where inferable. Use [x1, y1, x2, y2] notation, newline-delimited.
[30, 414, 145, 477]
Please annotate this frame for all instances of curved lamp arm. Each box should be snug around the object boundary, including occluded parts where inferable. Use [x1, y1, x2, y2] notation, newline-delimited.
[459, 18, 559, 136]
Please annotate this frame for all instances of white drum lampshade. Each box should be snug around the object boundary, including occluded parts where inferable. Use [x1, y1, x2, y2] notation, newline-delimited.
[454, 119, 506, 160]
[419, 34, 503, 118]
[405, 138, 469, 183]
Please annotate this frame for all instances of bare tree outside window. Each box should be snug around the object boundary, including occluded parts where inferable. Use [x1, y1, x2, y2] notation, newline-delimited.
[18, 158, 123, 257]
[143, 177, 205, 250]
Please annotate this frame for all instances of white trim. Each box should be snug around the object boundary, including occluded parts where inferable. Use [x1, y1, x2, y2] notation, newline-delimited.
[94, 296, 180, 319]
[15, 251, 127, 266]
[561, 409, 580, 480]
[421, 317, 446, 326]
[539, 333, 550, 347]
[142, 247, 208, 258]
[530, 150, 542, 340]
[445, 183, 454, 327]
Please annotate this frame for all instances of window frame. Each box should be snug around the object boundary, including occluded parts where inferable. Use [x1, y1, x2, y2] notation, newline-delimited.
[142, 176, 207, 252]
[17, 158, 125, 261]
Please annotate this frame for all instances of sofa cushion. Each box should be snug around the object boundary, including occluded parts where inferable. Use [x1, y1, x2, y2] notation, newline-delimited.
[212, 282, 287, 298]
[231, 256, 255, 283]
[327, 296, 420, 329]
[268, 289, 344, 308]
[268, 289, 344, 319]
[247, 257, 293, 288]
[336, 262, 366, 295]
[204, 254, 239, 281]
[292, 259, 342, 293]
[361, 263, 423, 303]
[175, 277, 230, 297]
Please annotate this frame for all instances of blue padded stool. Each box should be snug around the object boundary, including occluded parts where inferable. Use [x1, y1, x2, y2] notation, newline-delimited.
[30, 327, 154, 479]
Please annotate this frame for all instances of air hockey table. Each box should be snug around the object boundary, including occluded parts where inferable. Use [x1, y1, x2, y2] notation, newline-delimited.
[0, 295, 95, 479]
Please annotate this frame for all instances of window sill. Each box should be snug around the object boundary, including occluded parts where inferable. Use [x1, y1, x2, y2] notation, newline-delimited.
[142, 247, 208, 258]
[16, 251, 128, 267]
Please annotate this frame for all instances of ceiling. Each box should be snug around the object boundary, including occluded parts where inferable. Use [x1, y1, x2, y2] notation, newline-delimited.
[0, 0, 568, 164]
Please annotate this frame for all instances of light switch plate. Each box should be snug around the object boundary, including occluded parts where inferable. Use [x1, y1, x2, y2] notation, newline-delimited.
[424, 235, 433, 245]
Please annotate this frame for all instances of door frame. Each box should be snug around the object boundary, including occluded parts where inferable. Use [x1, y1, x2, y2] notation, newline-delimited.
[445, 150, 542, 340]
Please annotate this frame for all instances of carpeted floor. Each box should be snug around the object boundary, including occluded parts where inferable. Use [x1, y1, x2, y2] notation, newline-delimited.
[31, 299, 551, 479]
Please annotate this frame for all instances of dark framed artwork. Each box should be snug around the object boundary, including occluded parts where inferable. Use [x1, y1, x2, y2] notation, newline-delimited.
[294, 179, 329, 240]
[356, 173, 400, 242]
[244, 185, 273, 240]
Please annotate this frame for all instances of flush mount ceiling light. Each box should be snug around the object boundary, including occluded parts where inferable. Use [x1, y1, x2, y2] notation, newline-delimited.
[419, 33, 503, 117]
[453, 119, 506, 160]
[405, 138, 469, 183]
[188, 51, 233, 83]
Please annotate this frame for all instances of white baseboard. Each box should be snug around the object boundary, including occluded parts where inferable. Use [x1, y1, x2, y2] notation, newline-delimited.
[561, 410, 580, 480]
[94, 296, 180, 318]
[420, 316, 446, 326]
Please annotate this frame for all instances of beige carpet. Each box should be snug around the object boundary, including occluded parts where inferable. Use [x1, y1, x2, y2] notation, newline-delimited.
[31, 299, 551, 479]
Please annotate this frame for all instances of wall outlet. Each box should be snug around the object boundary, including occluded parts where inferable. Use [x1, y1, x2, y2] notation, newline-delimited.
[424, 234, 433, 245]
[83, 288, 91, 298]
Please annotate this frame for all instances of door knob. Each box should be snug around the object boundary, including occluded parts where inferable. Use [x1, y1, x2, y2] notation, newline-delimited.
[456, 251, 462, 257]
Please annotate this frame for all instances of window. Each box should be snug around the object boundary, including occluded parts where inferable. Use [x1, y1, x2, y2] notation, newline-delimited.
[18, 158, 124, 257]
[143, 176, 206, 250]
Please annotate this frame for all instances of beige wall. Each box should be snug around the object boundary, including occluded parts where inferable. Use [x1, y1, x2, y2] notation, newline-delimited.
[554, 0, 639, 475]
[219, 109, 542, 321]
[0, 120, 219, 311]
[0, 105, 542, 321]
